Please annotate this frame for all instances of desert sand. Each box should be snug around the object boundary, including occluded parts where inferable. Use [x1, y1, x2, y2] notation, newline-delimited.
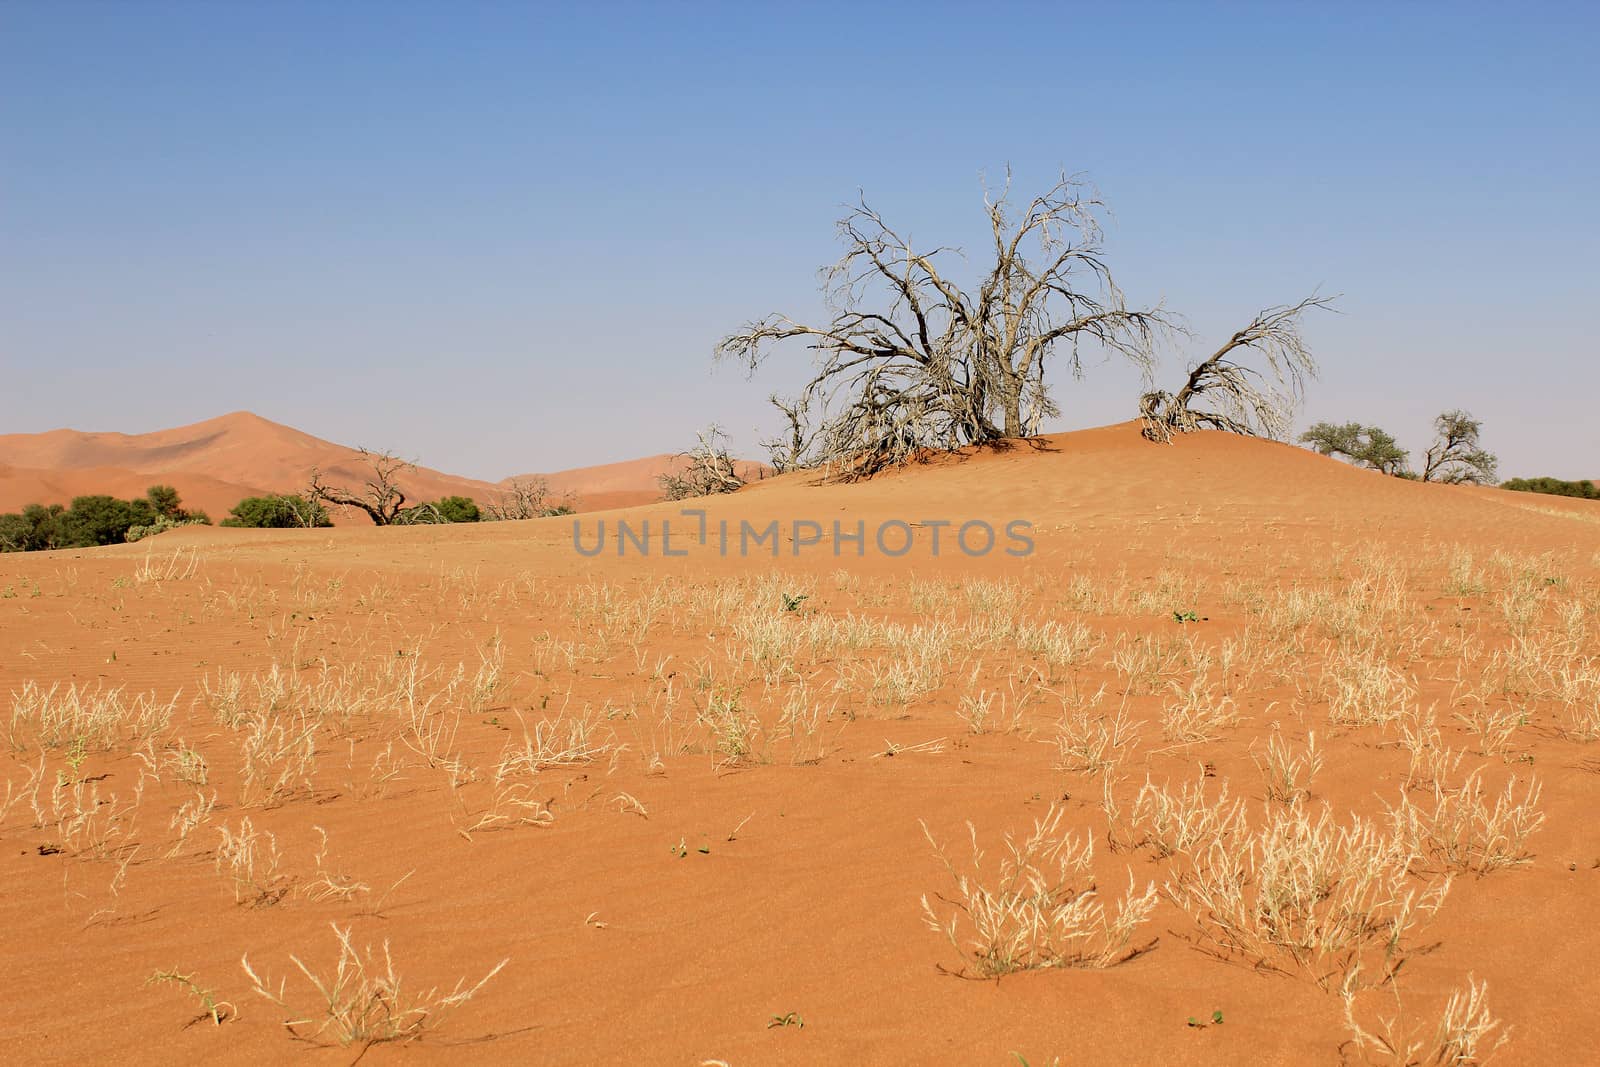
[1, 422, 1595, 1064]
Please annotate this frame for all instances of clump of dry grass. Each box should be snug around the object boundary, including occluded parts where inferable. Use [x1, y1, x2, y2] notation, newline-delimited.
[1321, 651, 1417, 727]
[215, 816, 293, 906]
[920, 805, 1157, 976]
[1395, 705, 1464, 793]
[9, 681, 177, 753]
[1108, 632, 1188, 696]
[1387, 772, 1543, 875]
[1451, 699, 1523, 757]
[146, 967, 235, 1027]
[166, 789, 217, 858]
[1124, 770, 1246, 858]
[34, 769, 144, 860]
[1052, 686, 1140, 777]
[242, 923, 507, 1047]
[299, 826, 371, 903]
[954, 676, 1028, 736]
[1161, 673, 1239, 743]
[1342, 970, 1508, 1065]
[1168, 802, 1450, 988]
[237, 704, 318, 808]
[1252, 730, 1322, 804]
[693, 689, 766, 767]
[496, 706, 612, 775]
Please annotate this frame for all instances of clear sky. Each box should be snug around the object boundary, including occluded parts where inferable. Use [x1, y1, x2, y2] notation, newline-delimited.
[3, 2, 1596, 479]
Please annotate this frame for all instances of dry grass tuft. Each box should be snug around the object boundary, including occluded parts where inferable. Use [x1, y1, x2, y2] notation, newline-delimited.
[242, 923, 507, 1047]
[920, 805, 1157, 976]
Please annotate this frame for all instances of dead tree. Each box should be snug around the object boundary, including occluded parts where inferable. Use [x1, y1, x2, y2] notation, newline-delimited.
[717, 171, 1172, 479]
[760, 393, 813, 475]
[1139, 295, 1335, 442]
[659, 426, 746, 500]
[1421, 410, 1497, 484]
[307, 449, 414, 526]
[483, 477, 574, 520]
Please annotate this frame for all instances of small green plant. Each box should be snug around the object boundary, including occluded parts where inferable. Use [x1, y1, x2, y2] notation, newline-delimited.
[1186, 1010, 1224, 1029]
[64, 735, 89, 776]
[1172, 610, 1205, 624]
[768, 1011, 804, 1029]
[780, 592, 809, 613]
[147, 968, 235, 1026]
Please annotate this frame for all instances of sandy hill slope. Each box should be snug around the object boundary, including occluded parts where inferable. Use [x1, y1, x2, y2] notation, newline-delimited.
[0, 411, 500, 522]
[147, 419, 1599, 568]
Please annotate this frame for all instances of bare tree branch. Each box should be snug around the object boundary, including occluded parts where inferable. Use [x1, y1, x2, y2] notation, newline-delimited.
[1140, 294, 1336, 442]
[306, 449, 414, 526]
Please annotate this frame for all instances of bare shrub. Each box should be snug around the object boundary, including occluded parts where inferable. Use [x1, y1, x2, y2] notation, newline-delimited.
[658, 425, 747, 500]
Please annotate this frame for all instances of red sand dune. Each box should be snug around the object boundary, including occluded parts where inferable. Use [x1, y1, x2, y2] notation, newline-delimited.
[0, 412, 767, 522]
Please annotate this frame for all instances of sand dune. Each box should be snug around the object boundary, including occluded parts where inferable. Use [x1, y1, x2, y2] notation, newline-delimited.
[4, 423, 1598, 1065]
[0, 411, 766, 521]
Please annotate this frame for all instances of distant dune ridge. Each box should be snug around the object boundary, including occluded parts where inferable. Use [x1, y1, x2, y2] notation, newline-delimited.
[0, 411, 755, 522]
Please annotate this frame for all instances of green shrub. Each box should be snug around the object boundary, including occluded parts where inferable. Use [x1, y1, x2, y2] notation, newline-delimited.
[397, 496, 481, 524]
[1501, 477, 1600, 500]
[0, 504, 68, 552]
[64, 494, 156, 546]
[126, 516, 211, 542]
[221, 494, 332, 529]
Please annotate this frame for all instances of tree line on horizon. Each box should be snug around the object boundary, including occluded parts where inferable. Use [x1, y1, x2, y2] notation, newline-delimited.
[0, 470, 578, 552]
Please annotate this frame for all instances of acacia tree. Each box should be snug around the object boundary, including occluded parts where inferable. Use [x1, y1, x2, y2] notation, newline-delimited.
[717, 172, 1172, 479]
[1421, 410, 1497, 484]
[1299, 422, 1411, 476]
[1139, 295, 1335, 442]
[307, 449, 414, 526]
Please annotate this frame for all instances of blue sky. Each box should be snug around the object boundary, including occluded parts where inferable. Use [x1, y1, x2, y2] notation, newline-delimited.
[3, 2, 1596, 478]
